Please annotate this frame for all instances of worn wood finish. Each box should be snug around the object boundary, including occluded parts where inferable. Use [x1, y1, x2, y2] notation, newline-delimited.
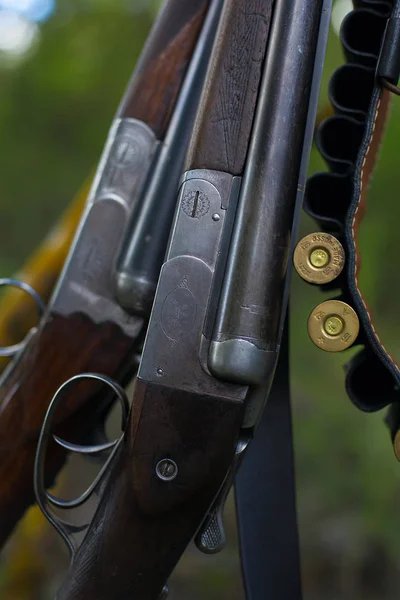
[185, 0, 273, 175]
[57, 380, 244, 600]
[119, 0, 210, 139]
[0, 312, 140, 545]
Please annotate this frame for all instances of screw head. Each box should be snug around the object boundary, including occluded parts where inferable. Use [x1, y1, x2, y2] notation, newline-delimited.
[156, 459, 178, 481]
[156, 367, 164, 377]
[212, 213, 220, 222]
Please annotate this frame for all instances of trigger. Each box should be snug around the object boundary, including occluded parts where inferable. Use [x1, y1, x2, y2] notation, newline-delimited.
[195, 434, 250, 554]
[195, 501, 227, 554]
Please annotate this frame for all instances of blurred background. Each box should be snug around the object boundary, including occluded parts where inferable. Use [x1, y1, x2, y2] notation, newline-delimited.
[0, 0, 400, 598]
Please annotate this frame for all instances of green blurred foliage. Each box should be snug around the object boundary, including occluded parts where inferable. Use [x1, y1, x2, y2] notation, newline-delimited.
[0, 1, 400, 599]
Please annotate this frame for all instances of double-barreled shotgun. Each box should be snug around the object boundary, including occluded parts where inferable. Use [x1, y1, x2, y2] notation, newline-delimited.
[0, 0, 222, 547]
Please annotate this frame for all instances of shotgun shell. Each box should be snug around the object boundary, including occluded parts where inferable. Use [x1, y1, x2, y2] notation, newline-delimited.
[294, 233, 345, 284]
[308, 300, 359, 352]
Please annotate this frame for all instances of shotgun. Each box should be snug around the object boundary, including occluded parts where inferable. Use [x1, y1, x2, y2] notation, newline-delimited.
[0, 0, 221, 547]
[34, 0, 328, 597]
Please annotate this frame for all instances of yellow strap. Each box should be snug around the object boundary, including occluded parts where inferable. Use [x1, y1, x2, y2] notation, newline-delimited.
[0, 177, 91, 369]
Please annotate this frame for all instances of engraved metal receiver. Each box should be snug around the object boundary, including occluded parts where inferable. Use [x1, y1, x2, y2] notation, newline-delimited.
[138, 169, 243, 394]
[50, 118, 158, 334]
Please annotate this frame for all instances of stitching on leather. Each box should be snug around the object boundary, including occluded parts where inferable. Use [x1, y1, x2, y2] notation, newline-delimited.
[351, 94, 400, 374]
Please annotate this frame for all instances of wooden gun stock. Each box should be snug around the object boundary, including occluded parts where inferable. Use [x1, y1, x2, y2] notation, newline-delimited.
[0, 0, 210, 548]
[57, 382, 243, 600]
[0, 313, 136, 545]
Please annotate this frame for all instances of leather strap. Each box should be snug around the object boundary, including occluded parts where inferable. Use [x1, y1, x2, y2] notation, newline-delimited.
[235, 319, 303, 600]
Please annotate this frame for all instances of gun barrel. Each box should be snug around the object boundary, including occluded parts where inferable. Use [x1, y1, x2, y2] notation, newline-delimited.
[209, 0, 325, 386]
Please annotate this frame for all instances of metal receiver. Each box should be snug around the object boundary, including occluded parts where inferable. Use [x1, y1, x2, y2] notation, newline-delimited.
[50, 117, 158, 335]
[138, 169, 244, 402]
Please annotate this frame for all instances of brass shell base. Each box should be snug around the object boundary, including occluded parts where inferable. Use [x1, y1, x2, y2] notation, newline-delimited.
[308, 300, 359, 352]
[294, 233, 345, 284]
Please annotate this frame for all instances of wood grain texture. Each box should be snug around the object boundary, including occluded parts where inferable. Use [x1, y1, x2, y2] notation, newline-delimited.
[57, 380, 244, 600]
[119, 0, 209, 139]
[0, 312, 140, 546]
[185, 0, 273, 175]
